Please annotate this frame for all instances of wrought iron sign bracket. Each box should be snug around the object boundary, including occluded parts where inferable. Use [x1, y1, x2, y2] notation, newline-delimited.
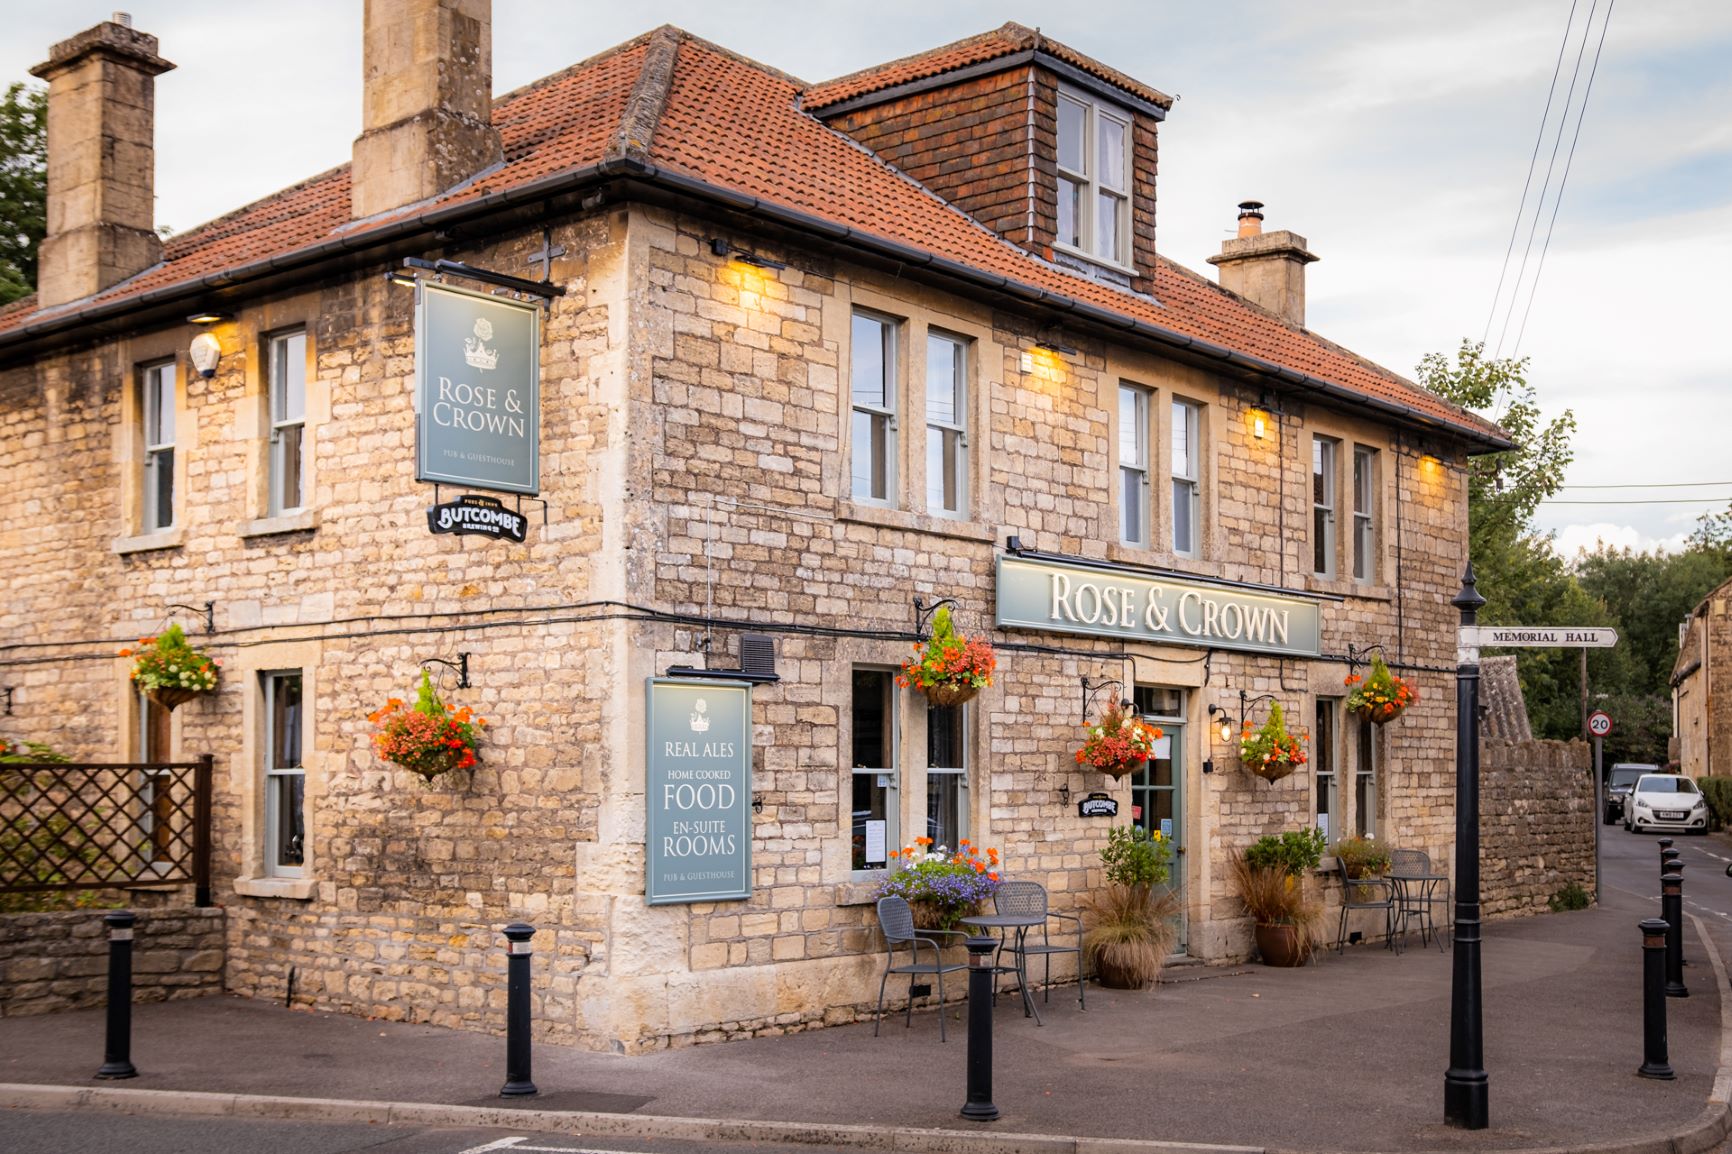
[1346, 642, 1388, 678]
[1236, 689, 1278, 734]
[912, 596, 960, 639]
[166, 601, 215, 634]
[1080, 676, 1132, 725]
[391, 257, 566, 301]
[421, 652, 471, 691]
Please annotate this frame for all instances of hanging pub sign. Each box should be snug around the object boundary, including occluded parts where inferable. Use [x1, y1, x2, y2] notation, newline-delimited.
[427, 494, 528, 543]
[414, 280, 540, 495]
[645, 678, 753, 905]
[1077, 792, 1119, 818]
[996, 555, 1322, 659]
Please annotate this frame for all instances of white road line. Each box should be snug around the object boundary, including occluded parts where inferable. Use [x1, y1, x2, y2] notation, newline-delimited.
[456, 1139, 659, 1154]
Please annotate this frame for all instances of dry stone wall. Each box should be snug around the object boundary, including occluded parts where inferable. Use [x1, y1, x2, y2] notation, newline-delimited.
[1479, 737, 1594, 917]
[0, 907, 225, 1017]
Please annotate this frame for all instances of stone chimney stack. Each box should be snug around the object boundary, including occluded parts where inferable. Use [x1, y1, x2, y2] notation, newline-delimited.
[30, 13, 174, 308]
[1206, 201, 1319, 328]
[350, 0, 503, 220]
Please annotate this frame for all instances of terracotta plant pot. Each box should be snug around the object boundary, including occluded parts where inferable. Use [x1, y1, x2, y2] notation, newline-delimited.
[147, 686, 203, 711]
[1253, 921, 1308, 967]
[920, 682, 979, 708]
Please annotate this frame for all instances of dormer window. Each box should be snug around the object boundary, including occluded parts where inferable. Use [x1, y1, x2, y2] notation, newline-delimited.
[1056, 86, 1132, 269]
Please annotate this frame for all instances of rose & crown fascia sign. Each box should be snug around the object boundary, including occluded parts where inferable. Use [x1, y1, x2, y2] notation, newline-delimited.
[995, 555, 1322, 658]
[414, 280, 540, 495]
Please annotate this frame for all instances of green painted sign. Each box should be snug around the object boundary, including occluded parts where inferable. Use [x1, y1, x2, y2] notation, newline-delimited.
[995, 555, 1322, 658]
[645, 678, 753, 905]
[414, 280, 540, 495]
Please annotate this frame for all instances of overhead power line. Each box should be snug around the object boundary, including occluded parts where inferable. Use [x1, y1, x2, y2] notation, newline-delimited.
[1559, 480, 1732, 490]
[1540, 497, 1732, 505]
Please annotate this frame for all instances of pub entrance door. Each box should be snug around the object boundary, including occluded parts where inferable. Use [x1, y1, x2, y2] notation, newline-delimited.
[1132, 686, 1186, 952]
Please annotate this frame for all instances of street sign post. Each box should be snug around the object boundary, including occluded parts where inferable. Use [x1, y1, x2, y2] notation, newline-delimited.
[1457, 626, 1618, 648]
[1588, 710, 1613, 738]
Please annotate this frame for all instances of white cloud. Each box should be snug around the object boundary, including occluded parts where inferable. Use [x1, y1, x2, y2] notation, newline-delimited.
[1550, 522, 1694, 559]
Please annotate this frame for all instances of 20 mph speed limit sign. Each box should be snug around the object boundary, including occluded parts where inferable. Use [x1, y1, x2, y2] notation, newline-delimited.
[1588, 710, 1613, 738]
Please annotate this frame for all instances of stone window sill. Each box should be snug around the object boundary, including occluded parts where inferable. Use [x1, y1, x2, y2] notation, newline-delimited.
[112, 527, 185, 556]
[837, 501, 996, 545]
[234, 876, 316, 900]
[239, 509, 319, 539]
[834, 879, 886, 906]
[1305, 574, 1393, 602]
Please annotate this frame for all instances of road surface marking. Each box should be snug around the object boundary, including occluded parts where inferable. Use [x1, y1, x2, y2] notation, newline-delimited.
[457, 1139, 651, 1154]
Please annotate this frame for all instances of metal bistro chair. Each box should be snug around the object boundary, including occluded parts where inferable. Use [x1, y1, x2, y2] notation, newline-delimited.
[1334, 858, 1399, 956]
[874, 896, 968, 1041]
[993, 880, 1085, 1009]
[1389, 848, 1451, 952]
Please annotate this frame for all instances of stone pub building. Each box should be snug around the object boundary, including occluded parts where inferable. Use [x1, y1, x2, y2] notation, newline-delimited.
[0, 5, 1509, 1048]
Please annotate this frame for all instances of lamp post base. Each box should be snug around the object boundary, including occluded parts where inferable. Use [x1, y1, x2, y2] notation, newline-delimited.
[1445, 1070, 1488, 1130]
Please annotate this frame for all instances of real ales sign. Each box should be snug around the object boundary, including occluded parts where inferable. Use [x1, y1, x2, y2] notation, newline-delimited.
[645, 678, 753, 905]
[414, 280, 540, 495]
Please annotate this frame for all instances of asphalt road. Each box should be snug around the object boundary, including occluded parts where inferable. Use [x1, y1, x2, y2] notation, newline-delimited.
[0, 1112, 825, 1154]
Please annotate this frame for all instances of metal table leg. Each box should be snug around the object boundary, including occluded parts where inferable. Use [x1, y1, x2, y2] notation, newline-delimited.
[1013, 927, 1042, 1026]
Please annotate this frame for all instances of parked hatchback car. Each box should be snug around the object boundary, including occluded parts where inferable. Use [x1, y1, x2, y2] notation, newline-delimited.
[1604, 763, 1656, 825]
[1624, 774, 1708, 834]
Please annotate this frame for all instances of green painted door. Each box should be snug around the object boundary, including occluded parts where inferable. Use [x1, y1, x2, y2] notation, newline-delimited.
[1132, 686, 1186, 951]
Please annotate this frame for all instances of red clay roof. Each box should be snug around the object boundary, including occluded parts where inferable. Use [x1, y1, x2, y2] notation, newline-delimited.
[0, 25, 1502, 445]
[801, 22, 1173, 112]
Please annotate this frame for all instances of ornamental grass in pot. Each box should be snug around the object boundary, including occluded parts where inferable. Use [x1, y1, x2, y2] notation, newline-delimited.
[1345, 653, 1417, 725]
[1083, 824, 1178, 989]
[1232, 827, 1325, 967]
[898, 607, 995, 708]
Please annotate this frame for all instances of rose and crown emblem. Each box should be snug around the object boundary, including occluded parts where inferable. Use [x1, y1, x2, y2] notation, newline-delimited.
[463, 316, 498, 371]
[689, 699, 711, 733]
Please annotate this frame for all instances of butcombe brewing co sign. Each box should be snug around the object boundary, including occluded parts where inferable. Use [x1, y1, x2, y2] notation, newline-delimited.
[426, 494, 528, 542]
[645, 679, 753, 905]
[996, 555, 1322, 658]
[414, 280, 540, 495]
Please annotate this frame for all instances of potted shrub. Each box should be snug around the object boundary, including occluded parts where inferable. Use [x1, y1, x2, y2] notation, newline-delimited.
[1232, 827, 1326, 966]
[1345, 654, 1417, 725]
[1082, 825, 1178, 989]
[899, 607, 995, 707]
[120, 624, 220, 711]
[368, 670, 487, 782]
[877, 837, 1002, 931]
[1238, 701, 1307, 782]
[1332, 835, 1391, 901]
[1075, 703, 1164, 780]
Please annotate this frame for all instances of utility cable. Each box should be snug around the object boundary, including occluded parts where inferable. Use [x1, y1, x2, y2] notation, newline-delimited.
[1560, 480, 1732, 490]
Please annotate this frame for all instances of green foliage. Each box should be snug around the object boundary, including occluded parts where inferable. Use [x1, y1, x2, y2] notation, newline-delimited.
[1547, 882, 1591, 912]
[1244, 827, 1326, 878]
[1098, 824, 1172, 892]
[1697, 777, 1732, 832]
[0, 739, 66, 763]
[0, 81, 46, 304]
[1332, 835, 1391, 878]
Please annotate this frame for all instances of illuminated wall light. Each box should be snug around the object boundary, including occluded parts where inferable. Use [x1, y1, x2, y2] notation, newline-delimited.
[1249, 409, 1269, 440]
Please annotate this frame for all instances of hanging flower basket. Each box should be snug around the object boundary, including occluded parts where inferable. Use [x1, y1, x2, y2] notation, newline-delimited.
[120, 624, 220, 712]
[1076, 703, 1164, 780]
[1239, 700, 1307, 782]
[368, 670, 487, 783]
[1345, 653, 1417, 725]
[899, 606, 995, 708]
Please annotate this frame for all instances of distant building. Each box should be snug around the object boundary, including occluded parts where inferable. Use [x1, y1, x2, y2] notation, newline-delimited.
[1672, 575, 1732, 777]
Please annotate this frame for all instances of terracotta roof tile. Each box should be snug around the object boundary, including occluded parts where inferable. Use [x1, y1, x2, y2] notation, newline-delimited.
[1, 26, 1499, 445]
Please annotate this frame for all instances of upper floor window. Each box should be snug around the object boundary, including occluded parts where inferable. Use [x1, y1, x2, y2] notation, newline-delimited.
[850, 312, 897, 505]
[1171, 400, 1201, 556]
[140, 360, 177, 531]
[1057, 88, 1132, 267]
[1312, 435, 1338, 578]
[1352, 446, 1377, 583]
[267, 330, 307, 515]
[1119, 384, 1150, 545]
[925, 332, 968, 517]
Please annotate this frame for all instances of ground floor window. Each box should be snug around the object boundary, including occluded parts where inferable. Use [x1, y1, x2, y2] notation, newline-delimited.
[1315, 698, 1339, 839]
[850, 668, 896, 870]
[1355, 716, 1377, 837]
[925, 702, 967, 850]
[263, 671, 305, 877]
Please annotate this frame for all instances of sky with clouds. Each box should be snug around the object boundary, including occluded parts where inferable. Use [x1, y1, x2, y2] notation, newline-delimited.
[7, 2, 1729, 558]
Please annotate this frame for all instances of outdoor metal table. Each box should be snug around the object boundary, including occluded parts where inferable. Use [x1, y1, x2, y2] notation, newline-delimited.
[1391, 869, 1450, 950]
[958, 913, 1047, 1025]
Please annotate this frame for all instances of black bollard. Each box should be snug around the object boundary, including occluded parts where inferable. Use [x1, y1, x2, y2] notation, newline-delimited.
[1662, 853, 1686, 963]
[960, 936, 999, 1122]
[1657, 836, 1673, 859]
[1662, 848, 1681, 878]
[95, 911, 137, 1079]
[1661, 872, 1687, 999]
[499, 923, 538, 1098]
[1639, 918, 1675, 1079]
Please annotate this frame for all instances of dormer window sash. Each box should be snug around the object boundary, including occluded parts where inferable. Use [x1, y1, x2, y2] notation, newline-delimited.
[1056, 86, 1133, 270]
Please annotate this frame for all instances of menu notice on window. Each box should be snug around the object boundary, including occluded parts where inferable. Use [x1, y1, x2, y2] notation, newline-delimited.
[644, 678, 753, 905]
[864, 820, 887, 868]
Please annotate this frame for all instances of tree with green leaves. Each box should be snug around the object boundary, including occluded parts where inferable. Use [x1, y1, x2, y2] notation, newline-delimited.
[0, 81, 47, 305]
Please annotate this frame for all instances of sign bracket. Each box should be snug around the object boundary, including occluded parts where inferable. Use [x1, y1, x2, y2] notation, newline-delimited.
[398, 257, 565, 300]
[420, 652, 471, 691]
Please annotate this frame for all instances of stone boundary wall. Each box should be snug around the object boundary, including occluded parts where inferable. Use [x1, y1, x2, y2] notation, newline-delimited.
[1480, 737, 1594, 918]
[0, 906, 225, 1017]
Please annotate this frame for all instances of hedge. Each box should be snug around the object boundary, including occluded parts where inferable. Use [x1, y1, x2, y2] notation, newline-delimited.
[1698, 777, 1732, 831]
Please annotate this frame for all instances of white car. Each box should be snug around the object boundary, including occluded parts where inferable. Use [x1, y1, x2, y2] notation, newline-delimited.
[1624, 774, 1708, 834]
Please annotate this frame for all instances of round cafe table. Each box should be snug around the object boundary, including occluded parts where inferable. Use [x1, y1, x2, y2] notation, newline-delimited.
[958, 912, 1047, 1025]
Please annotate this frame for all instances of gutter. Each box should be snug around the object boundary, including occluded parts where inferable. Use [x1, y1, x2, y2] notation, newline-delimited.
[0, 156, 1513, 453]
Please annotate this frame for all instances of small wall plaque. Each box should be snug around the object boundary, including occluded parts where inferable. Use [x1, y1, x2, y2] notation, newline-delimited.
[427, 494, 528, 543]
[1077, 792, 1119, 818]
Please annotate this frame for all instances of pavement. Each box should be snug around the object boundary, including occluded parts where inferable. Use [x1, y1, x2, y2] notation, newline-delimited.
[3, 829, 1731, 1154]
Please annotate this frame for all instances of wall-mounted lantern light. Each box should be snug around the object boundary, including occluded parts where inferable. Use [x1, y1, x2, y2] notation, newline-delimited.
[709, 237, 787, 271]
[1250, 409, 1268, 440]
[188, 332, 222, 379]
[186, 309, 232, 326]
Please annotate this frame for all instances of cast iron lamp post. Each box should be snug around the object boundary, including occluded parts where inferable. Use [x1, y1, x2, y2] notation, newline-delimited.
[1445, 564, 1488, 1130]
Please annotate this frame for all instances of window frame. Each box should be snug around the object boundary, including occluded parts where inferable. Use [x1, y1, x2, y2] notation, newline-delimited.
[924, 330, 969, 519]
[1314, 697, 1340, 840]
[1352, 445, 1377, 584]
[1171, 398, 1202, 557]
[1354, 717, 1378, 838]
[1118, 383, 1151, 546]
[140, 359, 177, 531]
[924, 701, 969, 852]
[262, 670, 306, 880]
[1312, 435, 1339, 578]
[266, 329, 308, 516]
[1055, 85, 1134, 269]
[849, 666, 899, 873]
[849, 311, 899, 507]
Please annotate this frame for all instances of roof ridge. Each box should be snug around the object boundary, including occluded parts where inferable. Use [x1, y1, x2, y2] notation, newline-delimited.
[802, 23, 1030, 107]
[609, 26, 682, 161]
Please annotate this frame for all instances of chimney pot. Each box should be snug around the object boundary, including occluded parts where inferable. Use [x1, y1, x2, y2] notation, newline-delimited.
[1206, 202, 1319, 327]
[1236, 200, 1264, 238]
[112, 11, 132, 27]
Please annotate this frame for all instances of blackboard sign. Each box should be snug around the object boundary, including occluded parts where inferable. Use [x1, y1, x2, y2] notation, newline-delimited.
[645, 678, 753, 904]
[427, 494, 528, 542]
[415, 280, 540, 495]
[1077, 792, 1119, 818]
